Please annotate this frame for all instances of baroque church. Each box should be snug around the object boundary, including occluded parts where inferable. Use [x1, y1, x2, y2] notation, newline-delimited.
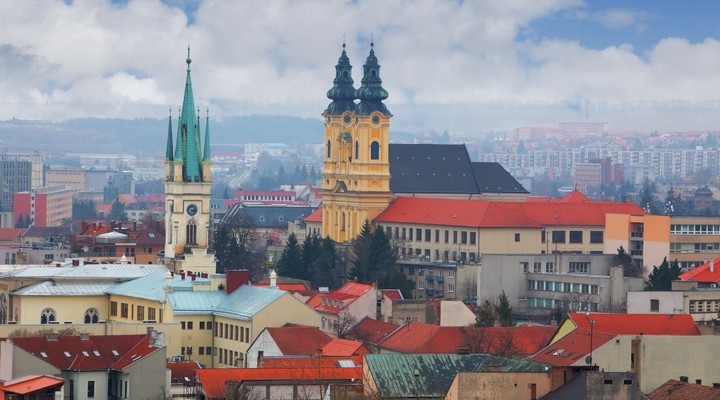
[161, 48, 216, 275]
[319, 43, 528, 243]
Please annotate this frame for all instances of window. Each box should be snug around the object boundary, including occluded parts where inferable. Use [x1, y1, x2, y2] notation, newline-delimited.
[85, 308, 100, 323]
[417, 281, 424, 290]
[207, 321, 213, 329]
[187, 321, 194, 330]
[110, 301, 118, 317]
[409, 229, 413, 241]
[650, 299, 660, 312]
[416, 228, 422, 241]
[199, 347, 205, 355]
[521, 262, 529, 273]
[448, 284, 455, 292]
[355, 141, 359, 159]
[40, 308, 56, 324]
[137, 306, 144, 321]
[121, 303, 129, 318]
[425, 229, 431, 242]
[370, 141, 380, 159]
[569, 262, 589, 274]
[327, 140, 331, 158]
[459, 231, 466, 244]
[418, 268, 424, 276]
[590, 231, 603, 243]
[444, 230, 449, 243]
[545, 262, 555, 273]
[569, 231, 583, 244]
[533, 262, 542, 273]
[148, 308, 156, 321]
[552, 231, 566, 243]
[181, 321, 186, 330]
[402, 228, 406, 239]
[435, 229, 440, 242]
[200, 321, 205, 329]
[470, 232, 476, 245]
[514, 233, 520, 242]
[453, 231, 458, 244]
[449, 270, 455, 277]
[245, 328, 250, 342]
[88, 381, 95, 398]
[407, 266, 415, 275]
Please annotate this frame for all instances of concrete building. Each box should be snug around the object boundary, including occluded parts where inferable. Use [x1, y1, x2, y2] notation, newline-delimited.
[13, 185, 75, 227]
[44, 167, 87, 192]
[0, 154, 34, 213]
[668, 216, 720, 270]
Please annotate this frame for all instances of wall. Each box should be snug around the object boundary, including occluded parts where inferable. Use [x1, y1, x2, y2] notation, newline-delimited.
[245, 329, 282, 368]
[126, 345, 168, 400]
[15, 295, 108, 325]
[445, 372, 553, 400]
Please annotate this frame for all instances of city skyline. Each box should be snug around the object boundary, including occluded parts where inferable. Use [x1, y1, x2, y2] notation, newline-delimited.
[1, 0, 719, 132]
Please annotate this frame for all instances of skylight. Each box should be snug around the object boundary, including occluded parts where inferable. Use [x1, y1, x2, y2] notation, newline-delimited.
[64, 352, 71, 357]
[40, 352, 48, 358]
[112, 350, 119, 356]
[148, 233, 155, 238]
[82, 351, 89, 357]
[93, 350, 100, 356]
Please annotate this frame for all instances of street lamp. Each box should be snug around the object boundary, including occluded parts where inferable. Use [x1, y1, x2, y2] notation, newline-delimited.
[585, 312, 595, 366]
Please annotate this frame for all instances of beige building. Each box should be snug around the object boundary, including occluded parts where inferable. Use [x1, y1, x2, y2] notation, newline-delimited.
[573, 162, 602, 193]
[627, 281, 720, 324]
[668, 216, 720, 270]
[44, 168, 87, 192]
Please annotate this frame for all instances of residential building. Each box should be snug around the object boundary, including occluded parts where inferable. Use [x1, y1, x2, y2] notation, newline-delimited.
[0, 154, 37, 212]
[246, 324, 332, 368]
[605, 213, 670, 278]
[668, 216, 720, 270]
[648, 377, 720, 400]
[0, 374, 65, 399]
[13, 186, 75, 227]
[573, 162, 602, 193]
[541, 371, 649, 400]
[44, 166, 87, 192]
[0, 333, 168, 400]
[306, 281, 376, 337]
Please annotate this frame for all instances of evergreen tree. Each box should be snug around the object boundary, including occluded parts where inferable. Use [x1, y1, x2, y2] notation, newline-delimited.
[311, 237, 339, 289]
[349, 220, 374, 282]
[638, 182, 660, 214]
[212, 224, 242, 273]
[494, 291, 514, 326]
[300, 232, 322, 281]
[475, 300, 497, 327]
[109, 198, 126, 221]
[276, 232, 302, 278]
[377, 268, 414, 299]
[613, 246, 642, 277]
[645, 257, 681, 291]
[368, 226, 396, 275]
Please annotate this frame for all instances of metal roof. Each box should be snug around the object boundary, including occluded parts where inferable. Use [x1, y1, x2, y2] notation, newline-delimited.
[213, 285, 285, 320]
[364, 353, 550, 399]
[167, 291, 228, 314]
[13, 281, 115, 296]
[0, 264, 167, 280]
[107, 272, 207, 302]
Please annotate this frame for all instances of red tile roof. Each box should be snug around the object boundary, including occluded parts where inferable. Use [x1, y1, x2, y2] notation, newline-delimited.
[377, 322, 555, 355]
[0, 375, 64, 395]
[167, 361, 202, 384]
[253, 281, 309, 292]
[11, 334, 159, 371]
[266, 325, 332, 356]
[678, 258, 720, 283]
[345, 317, 399, 344]
[374, 197, 643, 228]
[649, 379, 720, 400]
[304, 206, 323, 223]
[196, 368, 363, 399]
[310, 282, 374, 315]
[260, 355, 363, 369]
[568, 313, 701, 336]
[321, 338, 370, 356]
[530, 329, 616, 366]
[0, 228, 24, 241]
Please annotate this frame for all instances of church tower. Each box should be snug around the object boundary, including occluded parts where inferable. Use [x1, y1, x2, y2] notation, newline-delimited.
[321, 42, 392, 242]
[163, 48, 215, 274]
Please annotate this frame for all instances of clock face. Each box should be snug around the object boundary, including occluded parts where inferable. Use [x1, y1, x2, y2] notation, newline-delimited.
[186, 204, 198, 216]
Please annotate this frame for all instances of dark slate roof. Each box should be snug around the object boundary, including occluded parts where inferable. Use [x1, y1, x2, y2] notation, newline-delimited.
[364, 353, 549, 399]
[223, 204, 316, 230]
[388, 144, 527, 195]
[389, 144, 479, 194]
[471, 162, 528, 194]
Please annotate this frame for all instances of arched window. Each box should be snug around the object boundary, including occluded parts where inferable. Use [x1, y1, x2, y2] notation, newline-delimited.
[84, 308, 100, 324]
[40, 308, 56, 324]
[355, 141, 359, 160]
[186, 220, 197, 245]
[370, 141, 380, 160]
[327, 140, 331, 158]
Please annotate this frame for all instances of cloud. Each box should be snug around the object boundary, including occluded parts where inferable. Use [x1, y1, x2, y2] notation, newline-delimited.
[0, 0, 718, 131]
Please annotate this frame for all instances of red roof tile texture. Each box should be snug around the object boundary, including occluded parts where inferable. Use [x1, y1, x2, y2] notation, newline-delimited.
[679, 258, 720, 283]
[0, 375, 64, 395]
[321, 338, 370, 356]
[345, 317, 399, 344]
[260, 355, 363, 369]
[530, 329, 616, 366]
[568, 313, 701, 336]
[167, 361, 203, 383]
[304, 207, 323, 223]
[649, 379, 720, 400]
[266, 325, 332, 356]
[196, 368, 362, 399]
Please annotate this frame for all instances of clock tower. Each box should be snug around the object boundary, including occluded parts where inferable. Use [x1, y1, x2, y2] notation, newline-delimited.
[162, 48, 215, 274]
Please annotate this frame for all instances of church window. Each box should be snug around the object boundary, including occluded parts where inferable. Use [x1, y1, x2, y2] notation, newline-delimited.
[84, 308, 100, 323]
[41, 308, 56, 324]
[370, 141, 380, 160]
[327, 140, 331, 158]
[187, 220, 197, 245]
[341, 212, 346, 231]
[355, 141, 359, 160]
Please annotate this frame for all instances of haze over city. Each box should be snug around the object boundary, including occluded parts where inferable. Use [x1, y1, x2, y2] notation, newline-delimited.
[1, 0, 720, 133]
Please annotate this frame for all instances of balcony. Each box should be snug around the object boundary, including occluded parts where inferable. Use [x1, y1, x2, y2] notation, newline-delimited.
[426, 275, 435, 282]
[425, 275, 445, 282]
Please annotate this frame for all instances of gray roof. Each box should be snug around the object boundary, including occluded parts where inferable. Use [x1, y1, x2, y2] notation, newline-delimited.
[13, 281, 115, 296]
[388, 144, 528, 195]
[213, 285, 286, 320]
[0, 264, 167, 280]
[365, 353, 549, 399]
[223, 204, 316, 230]
[107, 272, 207, 302]
[168, 291, 228, 315]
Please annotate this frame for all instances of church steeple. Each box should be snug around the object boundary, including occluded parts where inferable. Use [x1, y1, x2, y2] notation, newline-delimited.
[203, 108, 211, 162]
[325, 42, 357, 115]
[355, 42, 390, 116]
[165, 108, 174, 181]
[173, 46, 203, 182]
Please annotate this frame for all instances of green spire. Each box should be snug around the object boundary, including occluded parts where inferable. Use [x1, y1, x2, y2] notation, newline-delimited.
[325, 42, 356, 115]
[203, 108, 211, 162]
[356, 41, 390, 116]
[165, 107, 174, 162]
[173, 46, 203, 182]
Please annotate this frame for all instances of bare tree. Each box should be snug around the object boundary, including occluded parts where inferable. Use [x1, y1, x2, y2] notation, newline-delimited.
[336, 311, 358, 339]
[461, 275, 478, 302]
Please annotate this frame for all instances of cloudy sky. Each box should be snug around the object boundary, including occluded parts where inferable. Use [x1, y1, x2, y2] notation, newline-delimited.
[1, 0, 719, 132]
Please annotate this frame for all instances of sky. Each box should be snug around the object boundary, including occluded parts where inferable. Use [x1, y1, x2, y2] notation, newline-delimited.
[1, 0, 720, 133]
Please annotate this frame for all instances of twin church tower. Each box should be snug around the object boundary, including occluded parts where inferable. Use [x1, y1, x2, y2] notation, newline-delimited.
[162, 43, 392, 271]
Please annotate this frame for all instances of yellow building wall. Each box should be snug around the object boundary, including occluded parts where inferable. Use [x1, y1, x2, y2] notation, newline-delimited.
[15, 295, 108, 325]
[108, 294, 165, 324]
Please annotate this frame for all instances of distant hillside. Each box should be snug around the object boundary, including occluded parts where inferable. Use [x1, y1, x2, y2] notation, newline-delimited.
[0, 115, 325, 154]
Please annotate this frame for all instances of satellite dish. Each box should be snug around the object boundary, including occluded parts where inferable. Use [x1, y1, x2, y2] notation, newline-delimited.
[585, 355, 593, 365]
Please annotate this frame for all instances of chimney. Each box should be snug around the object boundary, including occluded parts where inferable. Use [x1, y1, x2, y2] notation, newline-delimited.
[226, 269, 250, 293]
[680, 376, 689, 383]
[696, 379, 702, 385]
[72, 259, 79, 266]
[191, 274, 196, 281]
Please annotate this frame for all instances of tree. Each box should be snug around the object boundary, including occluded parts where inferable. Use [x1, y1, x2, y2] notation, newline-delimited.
[377, 268, 414, 299]
[349, 221, 374, 282]
[613, 246, 642, 277]
[645, 257, 681, 291]
[638, 180, 660, 214]
[475, 300, 497, 327]
[109, 197, 126, 221]
[461, 275, 478, 302]
[309, 236, 339, 289]
[212, 223, 242, 273]
[213, 213, 265, 278]
[494, 291, 514, 326]
[72, 199, 98, 219]
[276, 232, 303, 278]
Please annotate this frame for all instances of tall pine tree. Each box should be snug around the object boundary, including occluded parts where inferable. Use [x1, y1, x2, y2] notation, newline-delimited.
[276, 232, 302, 278]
